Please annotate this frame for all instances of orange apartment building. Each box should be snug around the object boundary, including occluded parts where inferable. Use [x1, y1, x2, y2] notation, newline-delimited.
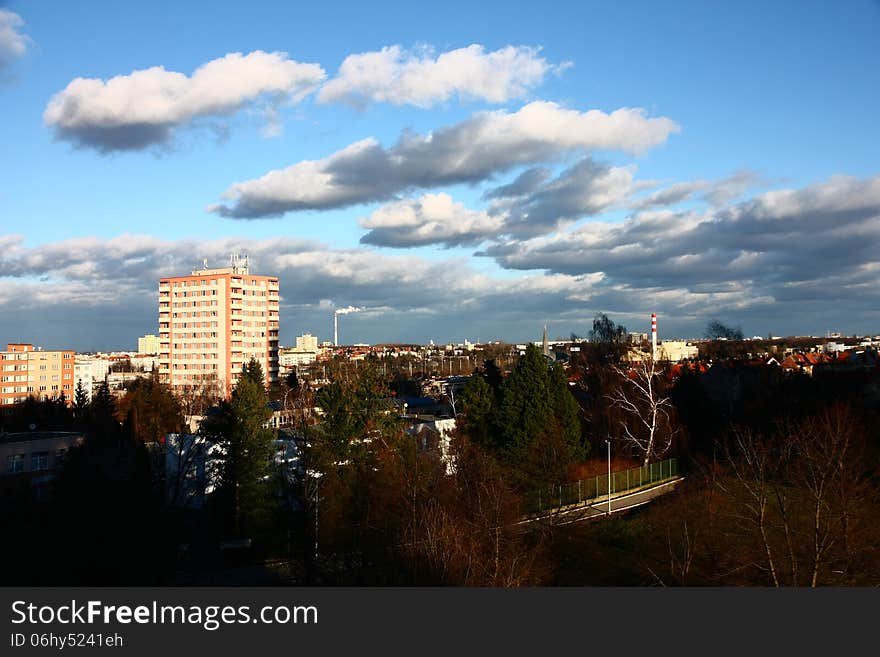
[158, 257, 279, 395]
[1, 343, 75, 408]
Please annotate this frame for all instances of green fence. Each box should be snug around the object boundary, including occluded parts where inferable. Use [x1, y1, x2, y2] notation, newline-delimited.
[525, 458, 679, 515]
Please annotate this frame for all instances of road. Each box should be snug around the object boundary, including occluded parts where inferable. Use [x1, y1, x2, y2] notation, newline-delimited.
[516, 477, 684, 529]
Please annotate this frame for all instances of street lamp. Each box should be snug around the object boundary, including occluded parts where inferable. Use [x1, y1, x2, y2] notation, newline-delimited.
[606, 439, 611, 515]
[307, 469, 323, 561]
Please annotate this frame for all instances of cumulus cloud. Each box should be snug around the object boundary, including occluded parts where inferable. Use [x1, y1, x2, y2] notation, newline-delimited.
[318, 44, 567, 107]
[629, 170, 765, 210]
[4, 187, 879, 349]
[485, 175, 880, 319]
[212, 101, 679, 217]
[0, 9, 29, 68]
[0, 234, 610, 349]
[44, 51, 326, 152]
[360, 158, 637, 248]
[496, 158, 637, 236]
[481, 167, 551, 200]
[359, 193, 505, 247]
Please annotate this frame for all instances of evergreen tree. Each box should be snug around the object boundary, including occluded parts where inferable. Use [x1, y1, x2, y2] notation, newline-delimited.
[457, 373, 497, 449]
[73, 380, 89, 426]
[202, 358, 275, 537]
[88, 380, 120, 440]
[497, 344, 585, 488]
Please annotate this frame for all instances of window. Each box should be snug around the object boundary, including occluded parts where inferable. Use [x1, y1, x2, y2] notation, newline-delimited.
[31, 452, 49, 471]
[7, 454, 24, 473]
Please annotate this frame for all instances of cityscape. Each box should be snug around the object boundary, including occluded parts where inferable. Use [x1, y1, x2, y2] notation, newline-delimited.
[1, 1, 879, 592]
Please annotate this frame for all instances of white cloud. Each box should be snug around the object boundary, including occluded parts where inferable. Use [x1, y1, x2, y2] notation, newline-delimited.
[629, 170, 766, 210]
[485, 175, 880, 313]
[318, 44, 567, 107]
[360, 158, 638, 248]
[44, 50, 326, 151]
[3, 199, 879, 349]
[359, 193, 505, 247]
[0, 9, 29, 68]
[212, 101, 679, 217]
[0, 234, 609, 348]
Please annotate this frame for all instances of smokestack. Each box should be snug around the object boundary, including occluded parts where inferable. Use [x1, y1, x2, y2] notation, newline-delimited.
[651, 313, 657, 360]
[333, 306, 363, 346]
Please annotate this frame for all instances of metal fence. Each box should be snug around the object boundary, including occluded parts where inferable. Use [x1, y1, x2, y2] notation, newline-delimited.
[525, 458, 679, 515]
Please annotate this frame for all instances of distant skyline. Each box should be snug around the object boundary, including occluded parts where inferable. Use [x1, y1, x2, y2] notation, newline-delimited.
[1, 1, 879, 351]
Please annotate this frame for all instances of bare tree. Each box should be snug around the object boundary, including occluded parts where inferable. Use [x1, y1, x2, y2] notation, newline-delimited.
[714, 426, 783, 585]
[607, 357, 678, 465]
[711, 404, 880, 586]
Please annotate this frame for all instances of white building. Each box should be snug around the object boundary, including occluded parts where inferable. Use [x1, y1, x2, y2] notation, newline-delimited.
[626, 340, 699, 363]
[73, 356, 112, 400]
[658, 341, 699, 362]
[405, 417, 457, 475]
[295, 333, 318, 352]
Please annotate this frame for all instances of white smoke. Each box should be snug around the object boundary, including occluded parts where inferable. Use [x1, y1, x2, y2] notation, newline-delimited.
[335, 306, 363, 315]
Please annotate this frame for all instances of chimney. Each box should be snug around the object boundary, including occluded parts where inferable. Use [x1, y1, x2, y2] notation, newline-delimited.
[651, 313, 657, 360]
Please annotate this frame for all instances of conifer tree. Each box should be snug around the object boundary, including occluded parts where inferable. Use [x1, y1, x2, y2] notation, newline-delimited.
[202, 359, 275, 536]
[497, 344, 585, 488]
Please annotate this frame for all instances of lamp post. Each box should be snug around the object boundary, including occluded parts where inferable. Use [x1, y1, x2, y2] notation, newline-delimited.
[606, 439, 611, 516]
[307, 469, 323, 562]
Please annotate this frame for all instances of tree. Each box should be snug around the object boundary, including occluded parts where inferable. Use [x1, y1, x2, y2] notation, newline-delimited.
[588, 313, 629, 364]
[88, 380, 121, 440]
[73, 380, 89, 426]
[201, 358, 276, 537]
[607, 357, 678, 465]
[116, 375, 184, 443]
[705, 320, 744, 341]
[457, 373, 497, 450]
[590, 313, 628, 344]
[284, 369, 300, 394]
[497, 344, 586, 488]
[301, 362, 404, 578]
[178, 373, 224, 417]
[711, 404, 880, 586]
[241, 359, 266, 388]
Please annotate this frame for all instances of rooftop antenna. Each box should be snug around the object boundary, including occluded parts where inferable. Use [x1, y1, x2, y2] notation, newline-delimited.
[230, 252, 249, 275]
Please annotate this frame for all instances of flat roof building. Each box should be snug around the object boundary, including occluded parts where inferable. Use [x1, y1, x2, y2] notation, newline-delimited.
[158, 257, 279, 395]
[1, 344, 75, 408]
[138, 334, 160, 355]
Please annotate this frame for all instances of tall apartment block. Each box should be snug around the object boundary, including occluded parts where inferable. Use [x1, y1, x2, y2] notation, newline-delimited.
[1, 344, 75, 408]
[158, 257, 279, 394]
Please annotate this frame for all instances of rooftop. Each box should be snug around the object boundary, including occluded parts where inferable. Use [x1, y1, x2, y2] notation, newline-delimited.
[0, 431, 84, 445]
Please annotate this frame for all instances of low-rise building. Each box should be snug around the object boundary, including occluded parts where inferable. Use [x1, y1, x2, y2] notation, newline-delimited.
[404, 417, 456, 474]
[0, 430, 84, 498]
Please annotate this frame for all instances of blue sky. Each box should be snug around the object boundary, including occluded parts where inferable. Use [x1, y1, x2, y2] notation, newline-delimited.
[1, 0, 879, 350]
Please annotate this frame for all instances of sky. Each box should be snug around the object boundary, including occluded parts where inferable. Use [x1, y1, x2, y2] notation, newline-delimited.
[1, 0, 879, 351]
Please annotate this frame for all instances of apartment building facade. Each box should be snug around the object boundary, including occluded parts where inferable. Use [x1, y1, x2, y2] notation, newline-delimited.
[158, 259, 279, 394]
[137, 333, 160, 354]
[1, 343, 75, 408]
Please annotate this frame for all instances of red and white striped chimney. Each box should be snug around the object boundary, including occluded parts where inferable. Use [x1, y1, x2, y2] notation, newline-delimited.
[651, 313, 657, 360]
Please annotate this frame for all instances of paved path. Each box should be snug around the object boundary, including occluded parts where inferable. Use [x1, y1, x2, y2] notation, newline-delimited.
[516, 477, 684, 529]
